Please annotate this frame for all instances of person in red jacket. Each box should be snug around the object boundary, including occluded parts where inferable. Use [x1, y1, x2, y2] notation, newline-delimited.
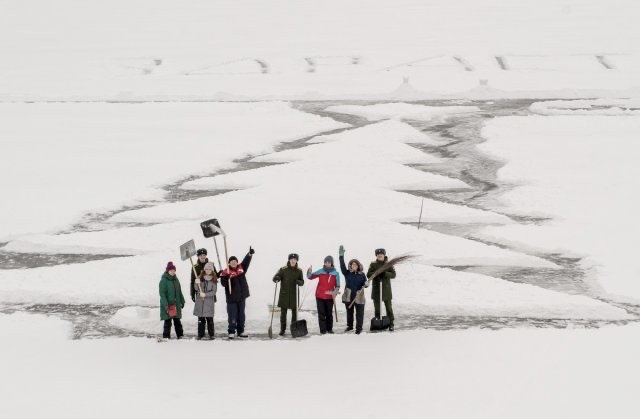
[307, 256, 341, 334]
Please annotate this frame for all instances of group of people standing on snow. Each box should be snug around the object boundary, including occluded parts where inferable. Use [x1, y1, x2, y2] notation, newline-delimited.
[159, 246, 395, 339]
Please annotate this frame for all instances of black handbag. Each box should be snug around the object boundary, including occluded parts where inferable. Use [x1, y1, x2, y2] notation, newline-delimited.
[291, 285, 308, 338]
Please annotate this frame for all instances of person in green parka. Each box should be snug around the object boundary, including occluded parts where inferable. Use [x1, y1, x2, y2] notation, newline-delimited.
[273, 253, 305, 336]
[367, 248, 396, 331]
[159, 261, 186, 339]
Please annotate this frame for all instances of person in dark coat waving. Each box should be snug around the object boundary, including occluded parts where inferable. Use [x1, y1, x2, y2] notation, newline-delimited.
[338, 245, 368, 334]
[273, 253, 305, 336]
[219, 247, 254, 339]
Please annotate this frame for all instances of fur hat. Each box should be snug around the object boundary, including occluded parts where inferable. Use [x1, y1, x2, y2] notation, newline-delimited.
[288, 253, 299, 261]
[204, 262, 214, 271]
[348, 259, 364, 272]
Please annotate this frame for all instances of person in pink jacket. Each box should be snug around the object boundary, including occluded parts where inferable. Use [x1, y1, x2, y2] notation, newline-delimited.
[307, 256, 341, 334]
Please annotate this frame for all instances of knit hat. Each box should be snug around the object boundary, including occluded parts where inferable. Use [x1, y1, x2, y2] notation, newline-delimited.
[197, 248, 207, 256]
[288, 253, 299, 261]
[375, 248, 386, 256]
[165, 262, 176, 272]
[324, 255, 334, 265]
[228, 256, 238, 263]
[204, 262, 214, 271]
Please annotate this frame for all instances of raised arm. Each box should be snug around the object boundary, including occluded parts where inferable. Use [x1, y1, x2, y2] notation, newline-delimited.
[339, 255, 349, 276]
[241, 252, 252, 272]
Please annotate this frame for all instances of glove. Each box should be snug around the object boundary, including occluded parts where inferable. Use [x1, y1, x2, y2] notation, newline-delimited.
[338, 245, 345, 256]
[326, 288, 339, 297]
[191, 295, 196, 302]
[249, 246, 255, 255]
[273, 276, 281, 283]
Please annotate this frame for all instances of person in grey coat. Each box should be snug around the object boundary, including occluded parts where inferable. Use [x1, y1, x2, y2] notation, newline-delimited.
[193, 262, 218, 340]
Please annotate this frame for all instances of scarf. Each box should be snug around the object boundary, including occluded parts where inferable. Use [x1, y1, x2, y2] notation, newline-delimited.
[221, 264, 244, 279]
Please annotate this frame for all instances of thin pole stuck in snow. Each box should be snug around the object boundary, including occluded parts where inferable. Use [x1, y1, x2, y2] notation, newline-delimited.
[418, 198, 424, 230]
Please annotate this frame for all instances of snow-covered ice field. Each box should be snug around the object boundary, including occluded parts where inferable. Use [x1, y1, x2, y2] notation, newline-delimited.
[2, 1, 640, 418]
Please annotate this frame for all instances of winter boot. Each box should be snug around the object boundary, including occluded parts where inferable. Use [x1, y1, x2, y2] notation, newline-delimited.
[197, 319, 206, 340]
[344, 326, 353, 332]
[207, 322, 215, 340]
[237, 333, 248, 338]
[279, 330, 285, 336]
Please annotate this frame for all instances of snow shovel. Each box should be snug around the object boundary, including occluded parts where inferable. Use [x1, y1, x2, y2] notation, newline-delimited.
[199, 218, 223, 269]
[180, 239, 200, 283]
[268, 282, 278, 339]
[200, 219, 231, 294]
[326, 289, 339, 323]
[370, 277, 390, 331]
[291, 284, 308, 338]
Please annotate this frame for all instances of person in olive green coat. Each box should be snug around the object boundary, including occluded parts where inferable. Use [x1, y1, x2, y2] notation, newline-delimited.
[159, 261, 186, 339]
[273, 253, 305, 336]
[367, 248, 396, 331]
